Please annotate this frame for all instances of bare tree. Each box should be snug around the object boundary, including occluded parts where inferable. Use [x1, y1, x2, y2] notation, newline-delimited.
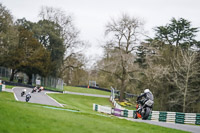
[169, 48, 200, 112]
[100, 14, 144, 101]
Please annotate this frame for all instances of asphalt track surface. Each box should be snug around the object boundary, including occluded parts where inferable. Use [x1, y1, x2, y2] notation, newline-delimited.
[12, 87, 63, 107]
[122, 117, 200, 133]
[5, 87, 200, 132]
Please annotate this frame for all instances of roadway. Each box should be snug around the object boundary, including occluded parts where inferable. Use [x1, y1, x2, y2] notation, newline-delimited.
[12, 87, 63, 107]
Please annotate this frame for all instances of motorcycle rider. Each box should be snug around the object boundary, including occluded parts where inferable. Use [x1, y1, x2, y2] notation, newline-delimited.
[38, 86, 44, 92]
[25, 92, 31, 102]
[32, 86, 37, 93]
[21, 89, 26, 96]
[137, 89, 154, 114]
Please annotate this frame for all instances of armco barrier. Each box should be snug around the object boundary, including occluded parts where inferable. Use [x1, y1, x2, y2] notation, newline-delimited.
[93, 104, 200, 125]
[196, 114, 200, 125]
[159, 112, 167, 122]
[113, 108, 122, 116]
[166, 112, 176, 122]
[105, 94, 200, 125]
[93, 104, 112, 114]
[175, 113, 185, 124]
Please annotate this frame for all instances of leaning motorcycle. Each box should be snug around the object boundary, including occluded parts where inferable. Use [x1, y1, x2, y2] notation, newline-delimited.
[134, 98, 153, 120]
[25, 95, 31, 102]
[31, 89, 36, 93]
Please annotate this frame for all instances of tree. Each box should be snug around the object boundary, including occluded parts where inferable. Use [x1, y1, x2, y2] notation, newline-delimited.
[0, 3, 18, 67]
[168, 48, 200, 112]
[0, 3, 21, 81]
[154, 18, 199, 48]
[151, 18, 200, 112]
[61, 53, 87, 85]
[38, 7, 86, 78]
[16, 26, 51, 84]
[100, 14, 143, 101]
[32, 20, 65, 77]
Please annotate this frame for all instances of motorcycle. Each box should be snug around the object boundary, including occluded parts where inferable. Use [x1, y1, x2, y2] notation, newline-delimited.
[25, 94, 31, 102]
[31, 89, 37, 93]
[32, 86, 39, 93]
[38, 87, 44, 93]
[134, 98, 153, 120]
[38, 88, 42, 92]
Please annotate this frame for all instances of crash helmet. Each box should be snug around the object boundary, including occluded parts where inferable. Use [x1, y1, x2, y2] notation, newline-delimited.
[144, 89, 150, 93]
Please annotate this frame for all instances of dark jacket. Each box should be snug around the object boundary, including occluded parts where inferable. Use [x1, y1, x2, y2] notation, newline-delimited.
[137, 92, 154, 101]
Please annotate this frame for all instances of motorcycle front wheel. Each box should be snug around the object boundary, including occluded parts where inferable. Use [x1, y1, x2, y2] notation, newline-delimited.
[26, 98, 29, 102]
[142, 107, 151, 120]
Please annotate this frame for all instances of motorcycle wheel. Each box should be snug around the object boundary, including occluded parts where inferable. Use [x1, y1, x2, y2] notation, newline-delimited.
[26, 98, 29, 102]
[142, 107, 151, 120]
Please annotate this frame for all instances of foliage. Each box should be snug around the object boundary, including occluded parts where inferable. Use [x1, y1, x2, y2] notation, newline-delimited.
[32, 19, 65, 77]
[167, 48, 200, 112]
[0, 3, 18, 68]
[38, 6, 86, 78]
[154, 17, 199, 48]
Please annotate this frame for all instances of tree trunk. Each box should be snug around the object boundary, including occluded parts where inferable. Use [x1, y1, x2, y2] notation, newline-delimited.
[27, 74, 32, 85]
[9, 69, 16, 82]
[183, 88, 187, 113]
[183, 66, 190, 113]
[119, 79, 125, 102]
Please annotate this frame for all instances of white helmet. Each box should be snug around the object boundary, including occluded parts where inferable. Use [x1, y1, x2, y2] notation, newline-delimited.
[144, 89, 150, 93]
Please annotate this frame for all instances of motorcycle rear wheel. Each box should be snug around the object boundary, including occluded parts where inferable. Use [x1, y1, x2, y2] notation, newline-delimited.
[142, 107, 151, 120]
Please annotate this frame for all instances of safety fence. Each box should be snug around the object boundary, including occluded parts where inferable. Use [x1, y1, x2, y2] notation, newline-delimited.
[93, 103, 200, 125]
[0, 67, 63, 90]
[95, 87, 200, 125]
[148, 112, 200, 125]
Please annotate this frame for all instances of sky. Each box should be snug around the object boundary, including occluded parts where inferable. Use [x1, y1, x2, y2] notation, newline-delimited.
[1, 0, 200, 62]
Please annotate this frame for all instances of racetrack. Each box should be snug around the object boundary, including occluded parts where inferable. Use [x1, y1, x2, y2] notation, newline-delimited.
[120, 115, 200, 133]
[12, 87, 63, 107]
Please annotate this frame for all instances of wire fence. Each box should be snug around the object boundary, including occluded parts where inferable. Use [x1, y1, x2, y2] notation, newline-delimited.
[0, 67, 63, 90]
[0, 67, 11, 81]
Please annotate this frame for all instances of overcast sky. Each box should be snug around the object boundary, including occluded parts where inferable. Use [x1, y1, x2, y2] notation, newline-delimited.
[1, 0, 200, 61]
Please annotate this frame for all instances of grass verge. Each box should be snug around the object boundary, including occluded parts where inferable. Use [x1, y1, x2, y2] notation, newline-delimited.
[5, 85, 15, 89]
[48, 93, 112, 113]
[0, 92, 188, 133]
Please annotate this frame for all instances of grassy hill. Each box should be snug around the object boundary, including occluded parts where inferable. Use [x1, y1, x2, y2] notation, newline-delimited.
[48, 93, 112, 113]
[0, 92, 187, 133]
